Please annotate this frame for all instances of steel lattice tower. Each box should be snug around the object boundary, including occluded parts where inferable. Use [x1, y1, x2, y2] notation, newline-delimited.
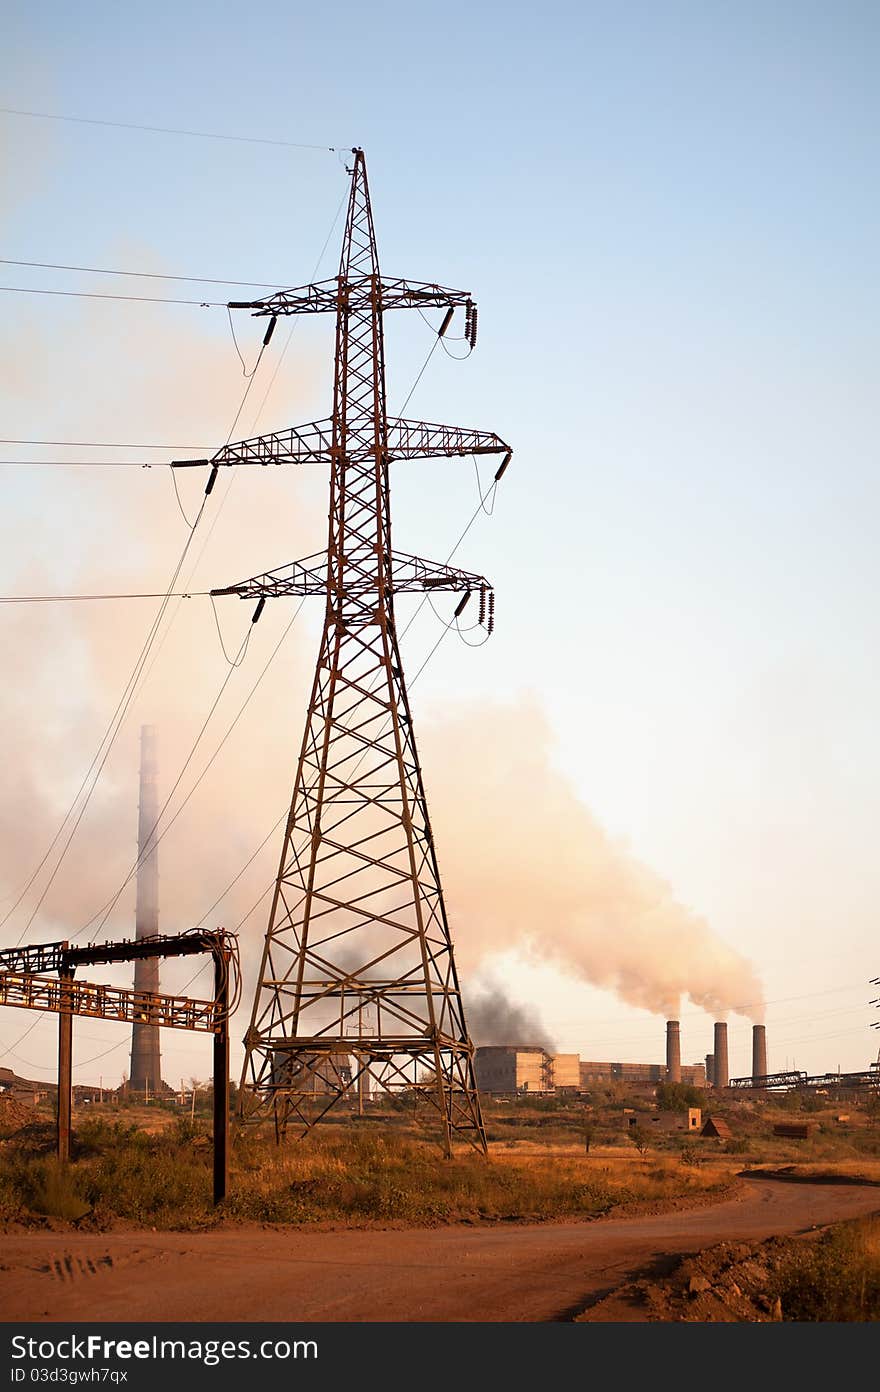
[195, 149, 511, 1153]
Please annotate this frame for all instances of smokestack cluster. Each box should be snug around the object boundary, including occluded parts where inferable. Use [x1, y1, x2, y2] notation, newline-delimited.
[752, 1023, 768, 1081]
[713, 1021, 729, 1089]
[665, 1019, 681, 1083]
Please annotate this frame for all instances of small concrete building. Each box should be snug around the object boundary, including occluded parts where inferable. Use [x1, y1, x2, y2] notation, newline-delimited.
[627, 1106, 702, 1133]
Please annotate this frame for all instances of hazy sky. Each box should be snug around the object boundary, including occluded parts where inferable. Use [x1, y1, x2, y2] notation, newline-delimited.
[1, 2, 878, 1088]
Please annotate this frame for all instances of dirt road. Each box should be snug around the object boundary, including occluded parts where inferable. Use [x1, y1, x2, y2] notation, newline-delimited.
[1, 1178, 878, 1322]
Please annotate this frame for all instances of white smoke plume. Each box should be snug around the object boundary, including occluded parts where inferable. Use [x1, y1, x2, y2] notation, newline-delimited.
[0, 268, 764, 1056]
[420, 698, 765, 1024]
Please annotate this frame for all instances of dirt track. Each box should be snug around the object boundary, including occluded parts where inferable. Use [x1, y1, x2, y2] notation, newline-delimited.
[1, 1178, 878, 1322]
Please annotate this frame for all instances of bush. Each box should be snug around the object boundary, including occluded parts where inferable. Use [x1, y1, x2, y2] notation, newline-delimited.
[679, 1143, 705, 1168]
[772, 1217, 880, 1320]
[628, 1125, 651, 1155]
[655, 1082, 706, 1112]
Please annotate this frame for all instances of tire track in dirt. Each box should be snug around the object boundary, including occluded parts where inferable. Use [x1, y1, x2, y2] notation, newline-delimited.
[1, 1179, 878, 1322]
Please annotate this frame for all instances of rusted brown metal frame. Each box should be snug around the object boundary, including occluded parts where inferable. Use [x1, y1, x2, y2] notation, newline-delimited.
[223, 149, 495, 1151]
[0, 931, 234, 1202]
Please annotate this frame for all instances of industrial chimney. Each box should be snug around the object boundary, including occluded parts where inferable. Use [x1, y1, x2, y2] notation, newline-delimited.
[128, 725, 163, 1095]
[752, 1024, 768, 1081]
[713, 1021, 729, 1089]
[665, 1020, 681, 1084]
[705, 1053, 714, 1086]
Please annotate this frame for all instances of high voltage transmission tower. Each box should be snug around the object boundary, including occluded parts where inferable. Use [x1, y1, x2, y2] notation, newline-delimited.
[177, 148, 511, 1154]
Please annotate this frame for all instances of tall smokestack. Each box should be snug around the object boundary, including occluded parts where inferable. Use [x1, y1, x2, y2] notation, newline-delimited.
[665, 1019, 681, 1083]
[129, 725, 162, 1094]
[705, 1053, 714, 1086]
[752, 1024, 767, 1081]
[713, 1021, 729, 1089]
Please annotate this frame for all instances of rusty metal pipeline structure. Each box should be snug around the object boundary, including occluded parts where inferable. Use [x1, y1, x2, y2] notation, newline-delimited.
[0, 930, 239, 1202]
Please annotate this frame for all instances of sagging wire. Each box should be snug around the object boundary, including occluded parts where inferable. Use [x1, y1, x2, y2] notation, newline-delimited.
[473, 456, 498, 516]
[425, 591, 484, 637]
[218, 564, 496, 936]
[77, 601, 264, 942]
[181, 283, 505, 938]
[6, 488, 214, 949]
[398, 302, 465, 415]
[415, 305, 468, 343]
[191, 809, 287, 932]
[227, 306, 275, 379]
[170, 464, 197, 527]
[245, 184, 348, 434]
[210, 592, 253, 668]
[1, 262, 285, 948]
[79, 595, 305, 946]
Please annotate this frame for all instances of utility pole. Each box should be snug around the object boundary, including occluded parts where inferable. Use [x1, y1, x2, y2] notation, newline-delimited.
[194, 148, 511, 1155]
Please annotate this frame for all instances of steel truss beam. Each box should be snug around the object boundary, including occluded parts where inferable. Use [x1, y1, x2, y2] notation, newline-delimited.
[0, 931, 237, 1200]
[228, 275, 474, 318]
[171, 417, 511, 471]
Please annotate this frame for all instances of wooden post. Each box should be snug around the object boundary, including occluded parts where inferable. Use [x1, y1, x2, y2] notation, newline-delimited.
[212, 950, 229, 1205]
[57, 956, 73, 1164]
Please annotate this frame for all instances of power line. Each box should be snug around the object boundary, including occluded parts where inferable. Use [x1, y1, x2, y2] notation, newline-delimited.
[78, 615, 258, 941]
[1, 320, 279, 943]
[92, 600, 308, 941]
[0, 463, 173, 469]
[0, 259, 286, 289]
[0, 439, 213, 448]
[0, 106, 342, 151]
[0, 285, 226, 307]
[0, 591, 208, 603]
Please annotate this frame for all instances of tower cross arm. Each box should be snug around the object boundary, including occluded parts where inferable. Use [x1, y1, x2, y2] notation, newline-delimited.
[211, 551, 493, 601]
[229, 276, 474, 317]
[386, 418, 511, 462]
[172, 419, 510, 470]
[171, 420, 335, 469]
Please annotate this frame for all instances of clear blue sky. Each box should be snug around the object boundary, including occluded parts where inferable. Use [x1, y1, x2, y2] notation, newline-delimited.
[1, 2, 878, 1084]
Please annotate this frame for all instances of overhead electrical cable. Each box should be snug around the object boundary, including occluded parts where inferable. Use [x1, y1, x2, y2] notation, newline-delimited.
[188, 301, 505, 932]
[0, 463, 191, 469]
[75, 599, 306, 944]
[0, 285, 227, 307]
[0, 438, 213, 448]
[9, 498, 211, 948]
[0, 106, 341, 151]
[78, 614, 258, 941]
[0, 590, 209, 603]
[0, 259, 286, 289]
[1, 266, 286, 941]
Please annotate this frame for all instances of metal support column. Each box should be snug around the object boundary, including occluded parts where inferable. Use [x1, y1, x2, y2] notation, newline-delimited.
[57, 951, 73, 1164]
[213, 950, 229, 1205]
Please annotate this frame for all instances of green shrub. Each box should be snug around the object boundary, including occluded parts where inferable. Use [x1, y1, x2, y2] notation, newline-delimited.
[772, 1217, 880, 1321]
[655, 1082, 706, 1112]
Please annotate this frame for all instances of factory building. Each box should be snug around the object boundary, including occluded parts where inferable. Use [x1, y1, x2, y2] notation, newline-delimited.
[474, 1047, 580, 1095]
[579, 1061, 706, 1087]
[474, 1046, 706, 1095]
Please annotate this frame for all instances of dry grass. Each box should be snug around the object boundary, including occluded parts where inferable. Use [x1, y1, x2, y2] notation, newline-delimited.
[772, 1215, 880, 1320]
[0, 1118, 736, 1231]
[3, 1091, 876, 1233]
